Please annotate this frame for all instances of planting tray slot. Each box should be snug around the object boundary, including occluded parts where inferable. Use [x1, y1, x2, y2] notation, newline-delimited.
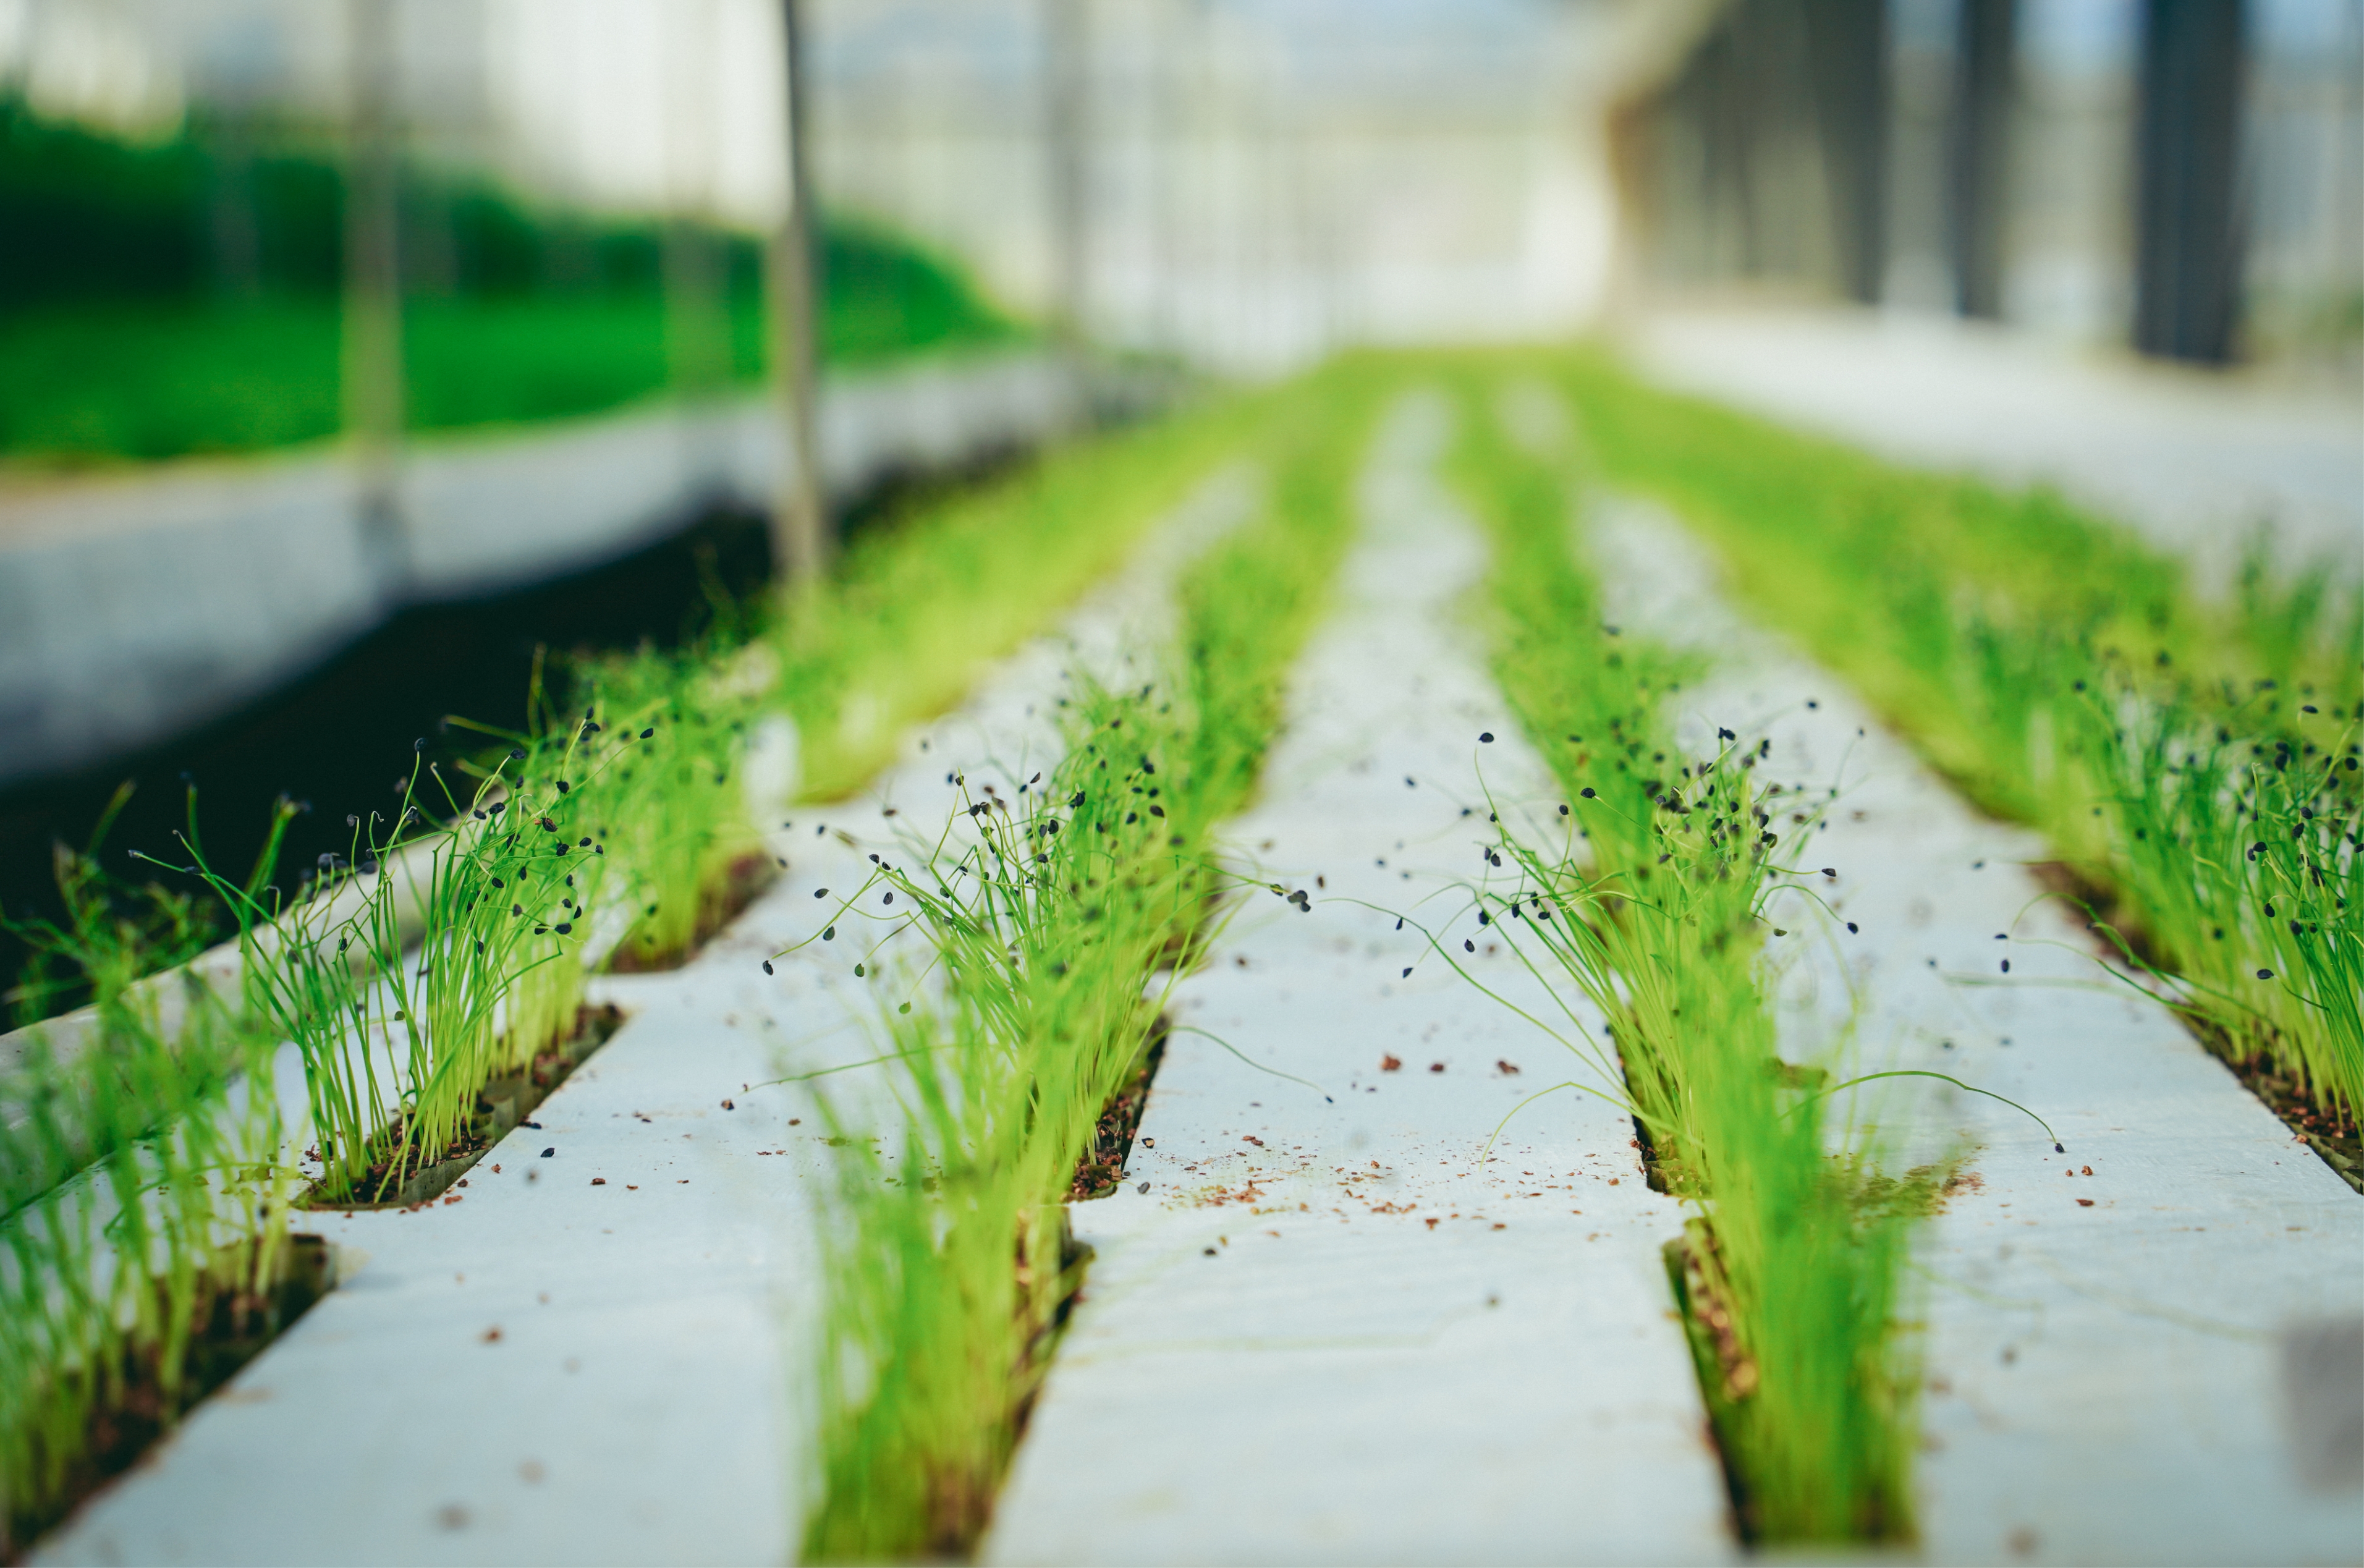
[298, 1003, 624, 1211]
[14, 1233, 338, 1557]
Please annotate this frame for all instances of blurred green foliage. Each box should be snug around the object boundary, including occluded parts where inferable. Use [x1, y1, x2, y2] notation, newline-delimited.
[0, 100, 1021, 462]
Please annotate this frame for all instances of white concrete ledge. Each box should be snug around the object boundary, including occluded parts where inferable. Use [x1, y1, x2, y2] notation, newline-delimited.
[0, 349, 1099, 790]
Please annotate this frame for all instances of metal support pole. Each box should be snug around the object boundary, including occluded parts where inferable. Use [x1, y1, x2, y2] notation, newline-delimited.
[1043, 0, 1089, 355]
[768, 0, 828, 588]
[344, 0, 407, 595]
[1802, 0, 1891, 305]
[2134, 0, 2246, 363]
[1949, 0, 2015, 318]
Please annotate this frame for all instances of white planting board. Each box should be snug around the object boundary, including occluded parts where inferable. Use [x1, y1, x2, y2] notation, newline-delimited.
[29, 465, 1260, 1568]
[1587, 490, 2364, 1566]
[983, 394, 1733, 1566]
[36, 369, 2350, 1567]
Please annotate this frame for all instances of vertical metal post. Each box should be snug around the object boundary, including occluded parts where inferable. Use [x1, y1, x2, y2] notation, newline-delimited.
[1043, 0, 1089, 355]
[344, 0, 407, 594]
[2135, 0, 2247, 363]
[1949, 0, 2015, 318]
[768, 0, 828, 587]
[1803, 0, 1891, 305]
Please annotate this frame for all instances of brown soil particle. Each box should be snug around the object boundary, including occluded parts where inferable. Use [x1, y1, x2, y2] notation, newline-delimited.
[2208, 1048, 2363, 1193]
[1067, 1020, 1169, 1201]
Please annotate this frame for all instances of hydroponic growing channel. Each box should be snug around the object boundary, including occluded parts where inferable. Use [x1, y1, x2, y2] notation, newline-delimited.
[3, 351, 2355, 1566]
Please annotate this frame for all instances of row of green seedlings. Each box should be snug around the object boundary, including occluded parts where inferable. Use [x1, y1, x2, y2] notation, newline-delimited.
[179, 638, 760, 1208]
[2, 789, 226, 1216]
[0, 794, 311, 1554]
[0, 380, 1274, 1049]
[0, 375, 1337, 1557]
[0, 636, 755, 1553]
[1438, 378, 1965, 1545]
[774, 377, 1286, 801]
[1549, 351, 2362, 1179]
[787, 369, 1381, 1561]
[2061, 663, 2359, 1160]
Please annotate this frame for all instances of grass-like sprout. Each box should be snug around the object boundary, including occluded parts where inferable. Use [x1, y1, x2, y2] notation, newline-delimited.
[1441, 370, 1924, 1543]
[2, 789, 234, 1214]
[578, 629, 772, 972]
[773, 378, 1303, 801]
[794, 365, 1384, 1557]
[0, 829, 303, 1554]
[799, 677, 1223, 1557]
[163, 706, 624, 1204]
[2067, 679, 2362, 1129]
[1544, 349, 2361, 1168]
[0, 368, 1404, 1554]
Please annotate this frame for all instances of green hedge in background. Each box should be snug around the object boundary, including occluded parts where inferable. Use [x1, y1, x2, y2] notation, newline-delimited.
[0, 100, 1021, 462]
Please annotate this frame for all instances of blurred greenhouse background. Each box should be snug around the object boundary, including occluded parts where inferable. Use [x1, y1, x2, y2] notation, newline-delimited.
[0, 0, 2358, 1007]
[2, 0, 2357, 471]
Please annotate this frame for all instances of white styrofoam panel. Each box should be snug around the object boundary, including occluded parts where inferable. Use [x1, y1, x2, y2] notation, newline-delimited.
[27, 461, 1256, 1567]
[1587, 491, 2364, 1567]
[982, 394, 1734, 1567]
[27, 823, 860, 1567]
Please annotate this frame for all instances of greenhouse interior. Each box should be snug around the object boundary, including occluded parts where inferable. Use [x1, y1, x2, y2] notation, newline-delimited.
[0, 0, 2359, 1562]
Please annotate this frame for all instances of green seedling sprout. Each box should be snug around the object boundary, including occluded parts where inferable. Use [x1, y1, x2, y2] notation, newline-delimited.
[1441, 369, 1925, 1544]
[2, 789, 235, 1216]
[159, 711, 624, 1203]
[800, 677, 1247, 1559]
[581, 624, 771, 972]
[1, 823, 295, 1553]
[773, 376, 1311, 801]
[1542, 348, 2360, 1162]
[797, 366, 1386, 1557]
